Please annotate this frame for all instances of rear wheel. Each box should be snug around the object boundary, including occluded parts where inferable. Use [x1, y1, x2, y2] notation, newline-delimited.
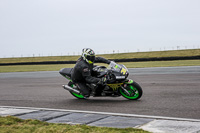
[68, 82, 85, 99]
[120, 82, 143, 100]
[70, 91, 85, 99]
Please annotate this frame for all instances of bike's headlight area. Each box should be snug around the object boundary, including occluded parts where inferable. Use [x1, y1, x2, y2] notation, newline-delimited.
[125, 71, 129, 78]
[122, 65, 129, 78]
[123, 69, 129, 78]
[116, 71, 129, 79]
[116, 76, 126, 79]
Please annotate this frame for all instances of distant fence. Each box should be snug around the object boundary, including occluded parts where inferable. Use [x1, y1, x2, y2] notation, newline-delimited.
[0, 56, 199, 66]
[113, 56, 200, 62]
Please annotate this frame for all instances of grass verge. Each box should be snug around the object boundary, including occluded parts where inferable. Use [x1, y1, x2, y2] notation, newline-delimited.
[0, 49, 199, 63]
[0, 60, 199, 73]
[0, 116, 149, 133]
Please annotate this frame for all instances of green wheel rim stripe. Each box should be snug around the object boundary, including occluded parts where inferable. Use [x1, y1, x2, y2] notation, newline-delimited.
[71, 92, 84, 98]
[120, 85, 139, 99]
[70, 84, 84, 98]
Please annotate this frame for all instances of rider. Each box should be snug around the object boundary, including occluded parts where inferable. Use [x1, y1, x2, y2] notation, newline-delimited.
[71, 48, 111, 98]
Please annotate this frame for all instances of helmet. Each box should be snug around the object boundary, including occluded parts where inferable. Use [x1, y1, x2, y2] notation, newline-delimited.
[82, 48, 95, 64]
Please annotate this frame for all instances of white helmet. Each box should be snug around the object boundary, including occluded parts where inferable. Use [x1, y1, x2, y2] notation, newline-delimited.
[82, 48, 95, 64]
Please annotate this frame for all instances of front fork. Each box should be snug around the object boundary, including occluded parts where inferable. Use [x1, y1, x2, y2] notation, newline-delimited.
[120, 79, 134, 96]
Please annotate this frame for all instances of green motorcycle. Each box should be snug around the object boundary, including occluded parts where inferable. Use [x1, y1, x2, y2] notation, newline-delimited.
[59, 61, 143, 100]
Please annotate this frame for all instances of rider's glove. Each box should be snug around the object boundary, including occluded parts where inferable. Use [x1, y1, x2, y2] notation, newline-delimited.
[97, 76, 107, 85]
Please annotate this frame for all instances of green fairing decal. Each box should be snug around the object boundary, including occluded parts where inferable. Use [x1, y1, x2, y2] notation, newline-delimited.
[115, 65, 119, 68]
[125, 79, 134, 84]
[64, 75, 72, 81]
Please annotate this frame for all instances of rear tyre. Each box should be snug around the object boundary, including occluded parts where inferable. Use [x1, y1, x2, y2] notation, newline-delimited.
[70, 92, 85, 99]
[68, 82, 85, 99]
[120, 82, 143, 100]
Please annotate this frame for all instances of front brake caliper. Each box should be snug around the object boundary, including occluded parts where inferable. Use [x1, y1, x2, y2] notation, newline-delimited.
[125, 79, 134, 84]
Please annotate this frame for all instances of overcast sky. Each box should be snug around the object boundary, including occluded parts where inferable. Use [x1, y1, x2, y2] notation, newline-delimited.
[0, 0, 200, 58]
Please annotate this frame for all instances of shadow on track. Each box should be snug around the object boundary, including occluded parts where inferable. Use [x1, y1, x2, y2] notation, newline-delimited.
[66, 98, 142, 104]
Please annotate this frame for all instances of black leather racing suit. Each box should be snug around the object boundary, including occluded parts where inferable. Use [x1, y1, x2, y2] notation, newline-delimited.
[71, 57, 110, 96]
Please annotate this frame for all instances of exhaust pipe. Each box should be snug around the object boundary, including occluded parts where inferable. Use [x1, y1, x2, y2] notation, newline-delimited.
[62, 85, 80, 94]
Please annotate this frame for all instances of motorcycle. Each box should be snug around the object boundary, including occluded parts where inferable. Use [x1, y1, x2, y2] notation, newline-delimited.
[59, 61, 143, 100]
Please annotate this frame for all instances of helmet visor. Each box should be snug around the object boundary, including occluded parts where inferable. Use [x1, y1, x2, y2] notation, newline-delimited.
[86, 55, 95, 62]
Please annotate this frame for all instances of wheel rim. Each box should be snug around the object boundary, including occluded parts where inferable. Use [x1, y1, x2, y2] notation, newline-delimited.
[120, 85, 139, 99]
[70, 84, 84, 98]
[71, 92, 84, 98]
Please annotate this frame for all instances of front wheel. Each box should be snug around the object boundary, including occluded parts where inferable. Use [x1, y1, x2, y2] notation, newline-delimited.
[120, 82, 143, 100]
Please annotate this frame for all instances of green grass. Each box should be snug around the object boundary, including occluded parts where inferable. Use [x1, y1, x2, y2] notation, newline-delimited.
[0, 116, 149, 133]
[121, 60, 200, 68]
[0, 64, 75, 73]
[0, 49, 199, 73]
[101, 49, 200, 59]
[0, 60, 199, 73]
[0, 49, 199, 63]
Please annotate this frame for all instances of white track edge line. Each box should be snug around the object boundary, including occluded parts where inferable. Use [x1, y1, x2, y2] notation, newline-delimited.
[1, 105, 200, 122]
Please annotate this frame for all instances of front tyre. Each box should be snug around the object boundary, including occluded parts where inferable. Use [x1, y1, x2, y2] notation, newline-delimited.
[120, 82, 143, 100]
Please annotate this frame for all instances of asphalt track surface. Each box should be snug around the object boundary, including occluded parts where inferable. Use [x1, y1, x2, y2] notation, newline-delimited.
[0, 66, 200, 119]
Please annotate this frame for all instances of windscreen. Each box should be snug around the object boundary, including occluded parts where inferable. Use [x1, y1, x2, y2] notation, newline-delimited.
[108, 61, 129, 76]
[108, 61, 122, 72]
